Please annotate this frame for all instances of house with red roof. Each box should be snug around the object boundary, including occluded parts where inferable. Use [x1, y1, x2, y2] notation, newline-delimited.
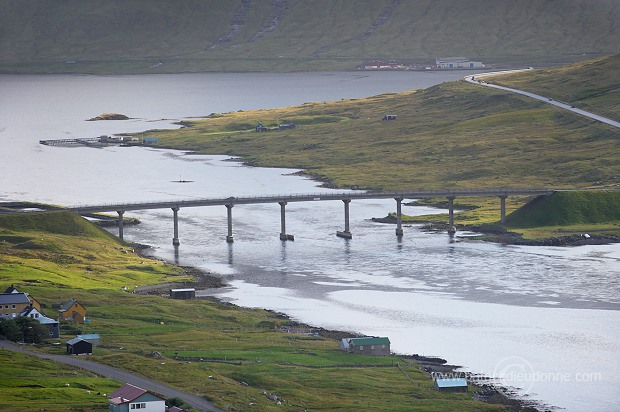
[108, 383, 166, 412]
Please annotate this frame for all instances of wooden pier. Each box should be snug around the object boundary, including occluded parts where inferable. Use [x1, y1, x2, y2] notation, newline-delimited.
[39, 138, 107, 147]
[39, 135, 142, 148]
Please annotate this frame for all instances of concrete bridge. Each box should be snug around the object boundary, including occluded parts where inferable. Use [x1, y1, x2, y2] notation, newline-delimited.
[69, 188, 555, 245]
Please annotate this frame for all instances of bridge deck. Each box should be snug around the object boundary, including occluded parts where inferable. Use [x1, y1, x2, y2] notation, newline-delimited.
[69, 188, 556, 213]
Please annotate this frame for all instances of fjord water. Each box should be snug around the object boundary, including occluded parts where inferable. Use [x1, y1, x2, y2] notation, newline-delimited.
[1, 72, 618, 411]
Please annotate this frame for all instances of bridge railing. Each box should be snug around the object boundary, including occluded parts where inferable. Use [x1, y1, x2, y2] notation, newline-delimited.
[67, 188, 556, 213]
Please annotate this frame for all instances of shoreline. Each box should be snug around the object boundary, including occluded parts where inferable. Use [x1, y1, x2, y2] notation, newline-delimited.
[132, 244, 545, 411]
[371, 216, 620, 247]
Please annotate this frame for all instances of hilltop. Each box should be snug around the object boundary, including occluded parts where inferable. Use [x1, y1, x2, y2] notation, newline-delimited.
[506, 191, 620, 228]
[0, 0, 618, 74]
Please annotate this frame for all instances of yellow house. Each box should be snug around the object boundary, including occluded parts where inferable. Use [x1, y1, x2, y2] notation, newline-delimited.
[28, 295, 42, 312]
[59, 299, 86, 323]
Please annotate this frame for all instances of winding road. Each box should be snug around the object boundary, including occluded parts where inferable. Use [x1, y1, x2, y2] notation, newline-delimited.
[0, 339, 224, 412]
[465, 70, 620, 129]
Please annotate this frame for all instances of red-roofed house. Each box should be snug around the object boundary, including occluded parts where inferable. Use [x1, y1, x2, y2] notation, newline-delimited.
[108, 383, 166, 412]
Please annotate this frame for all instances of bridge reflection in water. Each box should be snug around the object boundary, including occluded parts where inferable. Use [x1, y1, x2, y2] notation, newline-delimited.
[69, 189, 555, 245]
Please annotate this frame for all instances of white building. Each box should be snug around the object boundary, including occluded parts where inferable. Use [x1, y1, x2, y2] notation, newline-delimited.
[435, 57, 483, 69]
[108, 384, 166, 412]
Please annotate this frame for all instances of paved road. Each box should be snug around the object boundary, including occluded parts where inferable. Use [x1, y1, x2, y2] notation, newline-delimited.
[0, 339, 224, 412]
[465, 71, 620, 129]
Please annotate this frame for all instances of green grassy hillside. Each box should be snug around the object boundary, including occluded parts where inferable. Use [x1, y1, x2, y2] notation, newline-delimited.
[0, 213, 503, 411]
[0, 210, 113, 238]
[0, 351, 118, 411]
[0, 211, 191, 291]
[0, 0, 618, 73]
[491, 54, 620, 119]
[506, 191, 620, 228]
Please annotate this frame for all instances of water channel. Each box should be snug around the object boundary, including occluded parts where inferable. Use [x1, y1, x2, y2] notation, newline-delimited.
[1, 72, 619, 411]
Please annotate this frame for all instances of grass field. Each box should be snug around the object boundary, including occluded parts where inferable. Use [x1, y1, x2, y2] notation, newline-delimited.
[0, 350, 118, 411]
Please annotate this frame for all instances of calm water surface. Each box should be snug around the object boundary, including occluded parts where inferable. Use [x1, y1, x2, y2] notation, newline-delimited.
[1, 72, 619, 411]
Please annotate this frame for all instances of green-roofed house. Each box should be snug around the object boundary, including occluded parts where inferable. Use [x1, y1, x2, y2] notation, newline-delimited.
[434, 378, 468, 392]
[347, 337, 391, 356]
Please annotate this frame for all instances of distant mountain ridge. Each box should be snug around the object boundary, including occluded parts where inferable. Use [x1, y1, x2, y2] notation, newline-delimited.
[0, 0, 618, 73]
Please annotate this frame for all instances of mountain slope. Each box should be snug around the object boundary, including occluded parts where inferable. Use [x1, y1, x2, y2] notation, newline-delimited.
[0, 0, 618, 73]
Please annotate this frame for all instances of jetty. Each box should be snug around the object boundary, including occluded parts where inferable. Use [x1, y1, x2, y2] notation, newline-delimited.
[39, 135, 146, 148]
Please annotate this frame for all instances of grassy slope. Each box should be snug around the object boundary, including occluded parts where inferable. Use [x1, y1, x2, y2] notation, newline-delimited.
[145, 79, 619, 191]
[0, 212, 501, 411]
[0, 351, 118, 411]
[0, 211, 190, 291]
[0, 0, 618, 73]
[506, 191, 620, 228]
[490, 54, 620, 119]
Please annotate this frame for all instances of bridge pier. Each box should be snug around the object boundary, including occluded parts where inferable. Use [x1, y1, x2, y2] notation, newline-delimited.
[499, 195, 508, 223]
[172, 207, 180, 246]
[226, 204, 234, 243]
[447, 196, 456, 234]
[395, 198, 404, 237]
[336, 199, 352, 239]
[279, 202, 294, 241]
[117, 210, 125, 240]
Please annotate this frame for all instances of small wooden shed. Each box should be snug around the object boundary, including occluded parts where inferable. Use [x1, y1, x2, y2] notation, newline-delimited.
[143, 137, 160, 145]
[77, 333, 101, 346]
[169, 288, 196, 300]
[434, 377, 468, 392]
[66, 337, 93, 355]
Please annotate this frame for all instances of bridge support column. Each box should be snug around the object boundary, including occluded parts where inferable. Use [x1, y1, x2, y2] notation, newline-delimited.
[447, 196, 456, 234]
[337, 199, 352, 239]
[499, 195, 508, 224]
[172, 207, 180, 246]
[279, 202, 294, 241]
[226, 204, 234, 243]
[395, 198, 404, 237]
[117, 210, 125, 240]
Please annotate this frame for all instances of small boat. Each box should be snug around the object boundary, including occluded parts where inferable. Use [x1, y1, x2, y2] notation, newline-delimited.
[172, 175, 194, 183]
